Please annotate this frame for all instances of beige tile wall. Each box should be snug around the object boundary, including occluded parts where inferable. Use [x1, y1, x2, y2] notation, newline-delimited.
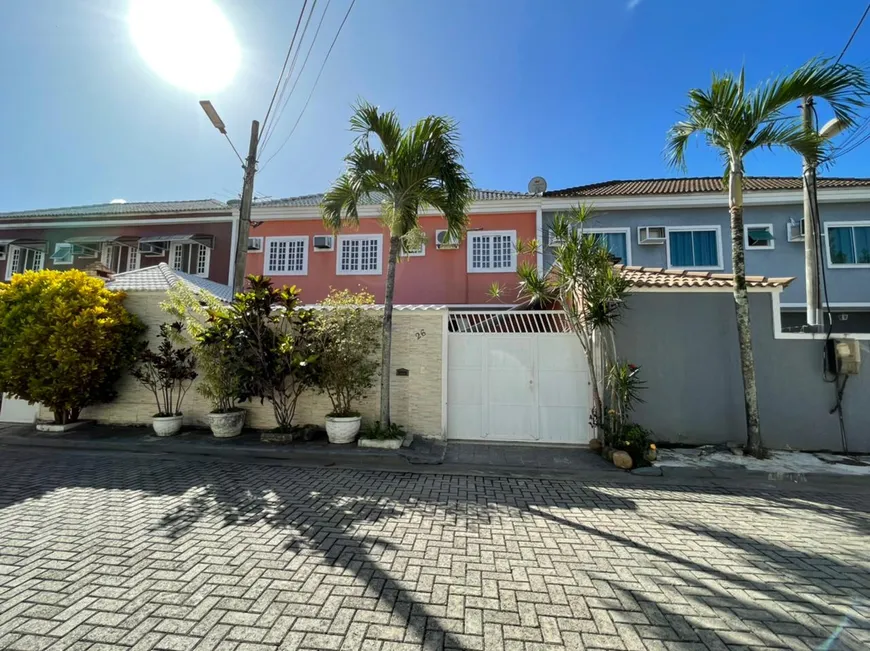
[41, 292, 447, 439]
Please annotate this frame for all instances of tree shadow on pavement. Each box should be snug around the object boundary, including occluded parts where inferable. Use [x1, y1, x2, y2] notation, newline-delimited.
[1, 448, 868, 650]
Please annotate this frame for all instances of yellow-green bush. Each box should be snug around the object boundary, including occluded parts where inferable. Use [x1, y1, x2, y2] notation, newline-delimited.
[0, 269, 144, 424]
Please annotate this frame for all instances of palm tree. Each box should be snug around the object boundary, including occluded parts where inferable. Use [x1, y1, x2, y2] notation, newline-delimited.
[666, 58, 869, 458]
[322, 100, 473, 425]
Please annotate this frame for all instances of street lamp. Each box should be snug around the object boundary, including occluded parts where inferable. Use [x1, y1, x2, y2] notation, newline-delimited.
[199, 101, 259, 295]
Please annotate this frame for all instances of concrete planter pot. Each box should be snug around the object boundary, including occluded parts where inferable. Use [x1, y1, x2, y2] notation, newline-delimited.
[358, 437, 402, 450]
[152, 415, 183, 437]
[207, 409, 246, 438]
[325, 415, 361, 444]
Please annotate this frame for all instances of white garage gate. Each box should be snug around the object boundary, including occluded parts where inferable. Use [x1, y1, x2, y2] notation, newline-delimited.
[446, 311, 591, 444]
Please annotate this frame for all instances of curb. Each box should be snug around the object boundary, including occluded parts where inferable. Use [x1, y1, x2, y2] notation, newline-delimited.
[2, 432, 869, 491]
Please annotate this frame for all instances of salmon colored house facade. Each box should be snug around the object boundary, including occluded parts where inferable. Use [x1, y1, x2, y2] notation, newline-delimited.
[244, 191, 540, 305]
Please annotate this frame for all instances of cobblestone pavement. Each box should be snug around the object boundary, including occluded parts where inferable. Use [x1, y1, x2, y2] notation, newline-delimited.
[1, 449, 869, 651]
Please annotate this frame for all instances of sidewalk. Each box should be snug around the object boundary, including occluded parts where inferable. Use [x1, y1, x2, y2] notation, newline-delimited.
[1, 423, 868, 491]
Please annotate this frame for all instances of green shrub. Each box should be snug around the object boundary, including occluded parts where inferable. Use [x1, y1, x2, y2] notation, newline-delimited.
[360, 420, 406, 441]
[131, 323, 198, 417]
[162, 283, 242, 414]
[0, 269, 144, 424]
[312, 289, 380, 418]
[200, 276, 319, 431]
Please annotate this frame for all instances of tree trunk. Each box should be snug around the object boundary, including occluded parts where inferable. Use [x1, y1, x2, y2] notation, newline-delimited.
[729, 167, 764, 458]
[379, 235, 401, 425]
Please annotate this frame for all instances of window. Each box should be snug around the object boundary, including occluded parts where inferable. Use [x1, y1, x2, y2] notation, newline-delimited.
[102, 243, 142, 274]
[586, 229, 630, 264]
[468, 231, 516, 273]
[5, 245, 45, 280]
[337, 235, 382, 275]
[247, 237, 264, 252]
[169, 242, 211, 277]
[745, 224, 774, 250]
[51, 243, 74, 265]
[401, 240, 425, 257]
[265, 237, 308, 275]
[827, 223, 870, 267]
[127, 247, 141, 272]
[667, 227, 722, 269]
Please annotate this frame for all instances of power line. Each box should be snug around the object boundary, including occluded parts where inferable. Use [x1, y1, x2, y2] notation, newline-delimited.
[260, 0, 356, 171]
[260, 0, 321, 151]
[836, 2, 870, 64]
[259, 0, 333, 156]
[260, 0, 310, 144]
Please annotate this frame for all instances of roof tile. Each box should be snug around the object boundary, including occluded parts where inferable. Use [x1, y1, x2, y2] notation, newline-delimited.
[617, 265, 794, 290]
[250, 188, 531, 208]
[0, 199, 229, 220]
[545, 176, 870, 198]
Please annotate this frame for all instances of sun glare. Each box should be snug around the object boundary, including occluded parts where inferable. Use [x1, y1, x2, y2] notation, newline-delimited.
[129, 0, 240, 94]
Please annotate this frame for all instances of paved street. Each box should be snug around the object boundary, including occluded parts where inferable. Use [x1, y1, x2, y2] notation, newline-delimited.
[0, 449, 869, 651]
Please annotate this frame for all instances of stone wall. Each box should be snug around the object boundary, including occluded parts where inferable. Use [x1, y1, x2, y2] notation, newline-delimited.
[42, 292, 447, 439]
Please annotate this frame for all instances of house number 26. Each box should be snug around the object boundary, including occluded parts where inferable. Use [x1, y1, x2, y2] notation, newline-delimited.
[415, 329, 426, 340]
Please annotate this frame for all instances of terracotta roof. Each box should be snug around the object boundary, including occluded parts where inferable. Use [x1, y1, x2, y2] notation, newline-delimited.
[249, 188, 531, 208]
[617, 265, 794, 290]
[106, 263, 233, 302]
[0, 199, 230, 220]
[545, 177, 870, 198]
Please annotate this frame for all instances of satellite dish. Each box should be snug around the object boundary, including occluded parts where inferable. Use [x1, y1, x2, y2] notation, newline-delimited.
[527, 176, 548, 195]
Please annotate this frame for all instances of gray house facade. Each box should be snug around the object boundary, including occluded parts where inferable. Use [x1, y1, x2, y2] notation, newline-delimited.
[540, 177, 870, 333]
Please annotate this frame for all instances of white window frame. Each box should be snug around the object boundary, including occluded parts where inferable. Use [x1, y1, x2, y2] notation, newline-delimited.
[247, 237, 264, 252]
[127, 247, 141, 272]
[336, 234, 383, 276]
[265, 236, 309, 276]
[169, 242, 212, 278]
[665, 225, 724, 271]
[744, 223, 774, 251]
[824, 221, 870, 269]
[401, 241, 426, 258]
[312, 235, 335, 252]
[5, 245, 45, 280]
[51, 242, 74, 265]
[467, 230, 518, 274]
[584, 227, 632, 265]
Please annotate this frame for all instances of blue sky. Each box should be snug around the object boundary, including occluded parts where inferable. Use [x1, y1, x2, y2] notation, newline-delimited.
[2, 0, 870, 211]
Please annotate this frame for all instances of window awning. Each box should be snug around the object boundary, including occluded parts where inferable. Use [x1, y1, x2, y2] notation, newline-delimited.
[8, 239, 46, 251]
[748, 229, 774, 242]
[64, 235, 135, 244]
[138, 234, 214, 248]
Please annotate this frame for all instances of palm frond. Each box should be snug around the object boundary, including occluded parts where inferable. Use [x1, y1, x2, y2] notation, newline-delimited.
[321, 174, 361, 232]
[750, 58, 870, 130]
[744, 119, 825, 161]
[348, 99, 403, 155]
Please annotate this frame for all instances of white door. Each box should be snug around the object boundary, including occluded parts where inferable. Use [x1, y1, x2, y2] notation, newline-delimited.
[447, 312, 591, 443]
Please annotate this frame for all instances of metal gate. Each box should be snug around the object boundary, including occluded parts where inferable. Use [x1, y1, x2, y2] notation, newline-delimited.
[446, 311, 591, 443]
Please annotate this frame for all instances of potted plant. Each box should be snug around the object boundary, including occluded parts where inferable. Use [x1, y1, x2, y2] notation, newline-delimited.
[197, 318, 246, 438]
[312, 289, 380, 444]
[131, 323, 197, 436]
[358, 421, 406, 450]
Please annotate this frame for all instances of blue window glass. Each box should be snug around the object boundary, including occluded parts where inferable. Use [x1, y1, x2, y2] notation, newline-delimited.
[592, 232, 628, 263]
[829, 225, 870, 265]
[669, 229, 719, 268]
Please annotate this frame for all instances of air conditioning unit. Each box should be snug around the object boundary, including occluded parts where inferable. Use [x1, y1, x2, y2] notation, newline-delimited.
[139, 242, 166, 256]
[247, 237, 263, 252]
[787, 218, 805, 243]
[313, 235, 334, 251]
[548, 230, 564, 247]
[435, 230, 460, 250]
[638, 226, 666, 245]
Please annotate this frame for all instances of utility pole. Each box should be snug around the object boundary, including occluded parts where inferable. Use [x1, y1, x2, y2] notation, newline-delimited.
[802, 96, 822, 330]
[234, 120, 260, 295]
